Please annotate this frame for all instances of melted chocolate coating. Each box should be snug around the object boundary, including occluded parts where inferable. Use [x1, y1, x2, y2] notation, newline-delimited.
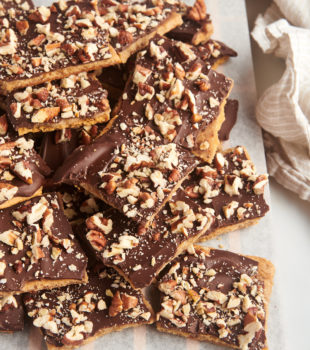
[24, 265, 152, 347]
[158, 247, 267, 349]
[0, 295, 24, 332]
[75, 190, 211, 289]
[182, 146, 269, 236]
[219, 99, 238, 141]
[0, 193, 88, 293]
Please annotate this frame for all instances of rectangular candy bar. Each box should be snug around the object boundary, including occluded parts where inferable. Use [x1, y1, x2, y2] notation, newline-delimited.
[167, 0, 213, 45]
[0, 193, 88, 295]
[6, 73, 110, 135]
[156, 245, 274, 350]
[0, 295, 24, 332]
[181, 146, 269, 242]
[74, 190, 213, 289]
[0, 0, 183, 93]
[53, 120, 199, 227]
[114, 35, 233, 163]
[0, 134, 51, 209]
[24, 264, 154, 349]
[0, 1, 119, 93]
[98, 0, 183, 63]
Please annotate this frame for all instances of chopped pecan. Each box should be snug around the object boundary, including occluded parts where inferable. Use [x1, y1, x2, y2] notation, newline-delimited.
[109, 291, 123, 317]
[16, 20, 29, 35]
[118, 30, 133, 45]
[121, 293, 138, 311]
[188, 0, 207, 21]
[31, 107, 60, 123]
[0, 114, 8, 135]
[86, 230, 107, 251]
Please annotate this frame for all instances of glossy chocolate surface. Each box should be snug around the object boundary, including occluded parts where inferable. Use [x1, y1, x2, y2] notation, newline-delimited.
[158, 246, 267, 349]
[0, 193, 87, 293]
[24, 265, 153, 347]
[75, 190, 212, 289]
[219, 99, 238, 141]
[0, 295, 24, 332]
[182, 146, 269, 236]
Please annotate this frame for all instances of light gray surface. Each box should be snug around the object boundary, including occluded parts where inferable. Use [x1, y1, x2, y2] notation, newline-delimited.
[1, 0, 291, 349]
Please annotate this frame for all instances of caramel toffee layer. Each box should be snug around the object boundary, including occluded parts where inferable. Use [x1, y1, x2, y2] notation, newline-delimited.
[75, 190, 212, 289]
[116, 35, 232, 153]
[167, 0, 212, 44]
[53, 119, 199, 226]
[157, 246, 268, 350]
[24, 265, 153, 348]
[0, 193, 87, 294]
[0, 1, 114, 85]
[182, 146, 269, 237]
[40, 124, 107, 172]
[6, 73, 110, 133]
[0, 295, 24, 332]
[0, 137, 50, 206]
[219, 99, 238, 142]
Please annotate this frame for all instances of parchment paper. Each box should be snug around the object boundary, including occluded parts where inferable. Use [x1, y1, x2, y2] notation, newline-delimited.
[1, 0, 287, 349]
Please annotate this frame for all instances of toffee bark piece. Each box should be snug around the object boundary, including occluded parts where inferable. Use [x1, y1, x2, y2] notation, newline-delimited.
[0, 1, 119, 93]
[75, 190, 213, 289]
[219, 99, 238, 142]
[182, 146, 269, 242]
[7, 73, 110, 135]
[197, 39, 237, 69]
[53, 121, 199, 227]
[98, 0, 183, 63]
[24, 265, 154, 349]
[0, 192, 88, 296]
[114, 35, 233, 163]
[0, 136, 51, 209]
[167, 0, 213, 45]
[40, 124, 107, 172]
[0, 295, 24, 332]
[156, 245, 274, 350]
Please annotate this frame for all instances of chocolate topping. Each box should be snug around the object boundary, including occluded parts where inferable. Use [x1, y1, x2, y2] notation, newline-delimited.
[24, 265, 153, 347]
[182, 146, 269, 236]
[0, 295, 24, 332]
[0, 193, 87, 294]
[115, 35, 232, 154]
[6, 73, 110, 133]
[0, 136, 51, 206]
[219, 99, 238, 141]
[157, 246, 267, 349]
[75, 190, 213, 289]
[0, 1, 113, 86]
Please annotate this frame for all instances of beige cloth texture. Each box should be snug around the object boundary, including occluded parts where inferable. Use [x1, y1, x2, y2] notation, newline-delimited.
[252, 2, 310, 201]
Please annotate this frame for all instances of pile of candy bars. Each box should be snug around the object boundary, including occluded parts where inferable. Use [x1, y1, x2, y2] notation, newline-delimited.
[0, 0, 274, 349]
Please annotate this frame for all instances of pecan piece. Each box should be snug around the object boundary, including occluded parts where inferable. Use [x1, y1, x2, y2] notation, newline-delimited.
[86, 230, 107, 251]
[188, 0, 207, 21]
[16, 20, 29, 35]
[118, 30, 133, 46]
[121, 293, 138, 311]
[0, 114, 8, 135]
[109, 291, 123, 317]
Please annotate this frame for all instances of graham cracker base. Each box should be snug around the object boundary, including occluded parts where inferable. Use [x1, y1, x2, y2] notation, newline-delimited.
[156, 245, 275, 350]
[16, 110, 110, 136]
[119, 12, 183, 63]
[46, 294, 155, 350]
[0, 46, 120, 94]
[0, 187, 42, 210]
[0, 271, 88, 297]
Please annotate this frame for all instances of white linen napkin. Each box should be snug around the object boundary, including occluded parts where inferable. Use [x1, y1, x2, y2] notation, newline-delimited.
[251, 2, 310, 201]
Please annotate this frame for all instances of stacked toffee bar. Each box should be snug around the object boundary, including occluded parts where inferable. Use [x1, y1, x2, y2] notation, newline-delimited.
[0, 0, 274, 349]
